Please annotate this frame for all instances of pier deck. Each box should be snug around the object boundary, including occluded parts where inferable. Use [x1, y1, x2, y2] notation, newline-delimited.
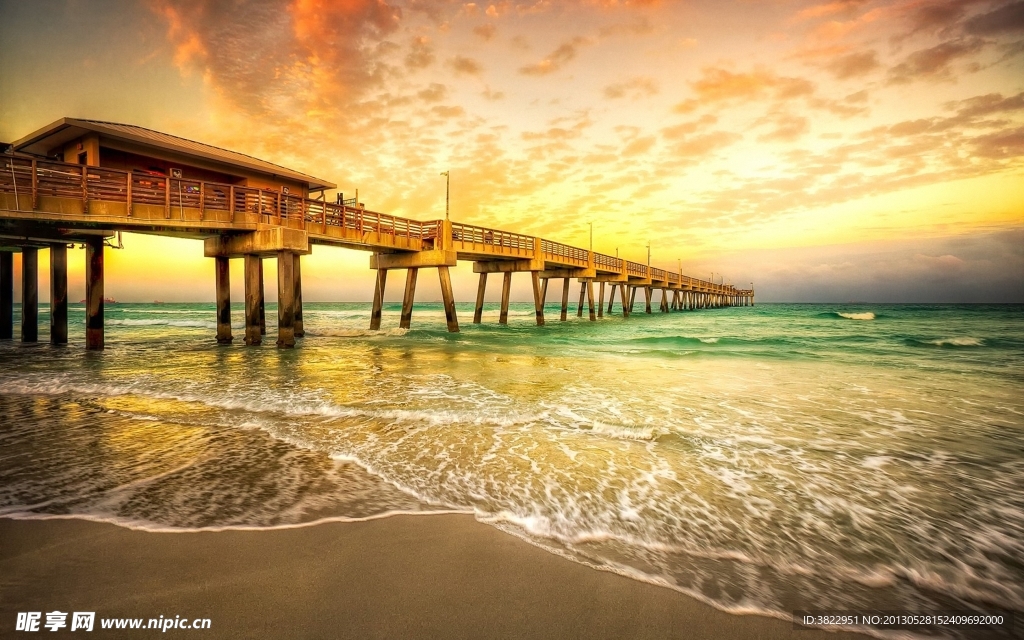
[1, 126, 752, 349]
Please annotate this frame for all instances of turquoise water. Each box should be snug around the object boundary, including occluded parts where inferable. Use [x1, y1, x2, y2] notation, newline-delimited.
[1, 302, 1022, 638]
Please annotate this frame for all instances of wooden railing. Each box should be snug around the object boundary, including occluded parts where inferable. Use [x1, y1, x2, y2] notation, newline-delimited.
[0, 155, 439, 239]
[625, 261, 647, 277]
[1, 155, 744, 292]
[594, 253, 619, 270]
[451, 222, 534, 250]
[541, 239, 588, 263]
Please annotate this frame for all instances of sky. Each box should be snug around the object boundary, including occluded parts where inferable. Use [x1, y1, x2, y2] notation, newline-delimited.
[1, 0, 1022, 303]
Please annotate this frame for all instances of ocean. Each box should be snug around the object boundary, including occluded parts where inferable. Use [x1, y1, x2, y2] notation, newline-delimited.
[1, 301, 1022, 639]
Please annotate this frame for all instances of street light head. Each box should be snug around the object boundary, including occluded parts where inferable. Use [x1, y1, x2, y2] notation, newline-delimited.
[440, 171, 448, 177]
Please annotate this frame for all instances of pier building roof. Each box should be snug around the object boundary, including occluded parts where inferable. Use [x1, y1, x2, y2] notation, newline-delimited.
[10, 118, 335, 192]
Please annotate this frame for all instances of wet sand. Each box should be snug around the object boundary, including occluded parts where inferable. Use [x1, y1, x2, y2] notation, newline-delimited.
[0, 516, 868, 639]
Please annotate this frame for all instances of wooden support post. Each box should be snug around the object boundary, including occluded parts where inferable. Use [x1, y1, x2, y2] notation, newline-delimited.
[438, 266, 459, 333]
[82, 166, 89, 214]
[164, 175, 170, 219]
[293, 255, 304, 338]
[541, 278, 549, 306]
[577, 282, 586, 318]
[31, 159, 38, 210]
[21, 247, 38, 342]
[0, 252, 11, 339]
[560, 278, 570, 321]
[622, 285, 631, 318]
[499, 271, 512, 325]
[50, 244, 67, 345]
[587, 281, 596, 321]
[598, 282, 604, 318]
[629, 286, 637, 313]
[244, 254, 262, 345]
[607, 284, 616, 314]
[215, 256, 232, 344]
[532, 271, 545, 326]
[370, 268, 387, 331]
[258, 259, 266, 335]
[400, 268, 418, 329]
[473, 272, 487, 324]
[276, 251, 296, 348]
[644, 286, 652, 314]
[85, 237, 104, 350]
[126, 170, 133, 216]
[661, 289, 669, 313]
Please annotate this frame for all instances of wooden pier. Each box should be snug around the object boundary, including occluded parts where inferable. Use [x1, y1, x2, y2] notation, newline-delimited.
[0, 118, 753, 349]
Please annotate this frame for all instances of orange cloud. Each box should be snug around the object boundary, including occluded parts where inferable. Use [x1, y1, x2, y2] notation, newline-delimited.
[473, 23, 497, 40]
[825, 50, 880, 79]
[795, 0, 870, 21]
[603, 77, 658, 99]
[405, 36, 435, 69]
[887, 38, 985, 84]
[519, 36, 592, 76]
[679, 67, 815, 110]
[449, 55, 484, 75]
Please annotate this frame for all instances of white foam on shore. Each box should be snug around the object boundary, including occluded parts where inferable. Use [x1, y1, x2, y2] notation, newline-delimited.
[838, 312, 875, 320]
[0, 509, 472, 533]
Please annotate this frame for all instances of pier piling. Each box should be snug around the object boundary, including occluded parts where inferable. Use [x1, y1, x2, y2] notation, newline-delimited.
[258, 259, 266, 336]
[499, 271, 512, 325]
[0, 251, 11, 339]
[85, 237, 104, 351]
[400, 268, 418, 329]
[532, 272, 545, 326]
[21, 247, 38, 342]
[598, 282, 604, 318]
[560, 278, 570, 321]
[587, 281, 596, 321]
[438, 266, 459, 333]
[473, 273, 487, 324]
[50, 244, 67, 345]
[370, 268, 387, 331]
[294, 256, 304, 338]
[215, 256, 232, 344]
[644, 287, 652, 315]
[276, 251, 296, 348]
[244, 254, 263, 345]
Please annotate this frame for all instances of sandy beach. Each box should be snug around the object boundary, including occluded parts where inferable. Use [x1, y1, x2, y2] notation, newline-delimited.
[0, 515, 869, 639]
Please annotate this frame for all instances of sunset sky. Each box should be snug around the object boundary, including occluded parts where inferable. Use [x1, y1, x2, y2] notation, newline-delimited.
[1, 0, 1022, 302]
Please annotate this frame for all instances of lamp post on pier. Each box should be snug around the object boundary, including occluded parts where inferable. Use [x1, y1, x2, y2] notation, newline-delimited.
[440, 171, 450, 220]
[588, 222, 593, 252]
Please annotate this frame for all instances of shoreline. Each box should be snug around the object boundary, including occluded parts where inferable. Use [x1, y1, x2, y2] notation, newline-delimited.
[0, 515, 869, 639]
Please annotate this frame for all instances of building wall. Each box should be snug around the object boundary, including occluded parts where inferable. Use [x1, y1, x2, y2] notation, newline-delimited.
[53, 134, 310, 197]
